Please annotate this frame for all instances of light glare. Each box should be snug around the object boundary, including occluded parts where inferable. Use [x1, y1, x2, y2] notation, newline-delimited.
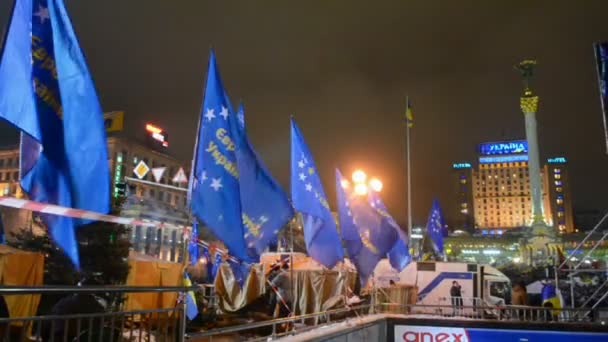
[369, 178, 383, 192]
[341, 179, 350, 189]
[354, 183, 368, 196]
[352, 170, 367, 183]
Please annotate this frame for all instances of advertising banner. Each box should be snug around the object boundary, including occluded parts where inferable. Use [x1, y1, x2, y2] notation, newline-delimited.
[394, 325, 607, 342]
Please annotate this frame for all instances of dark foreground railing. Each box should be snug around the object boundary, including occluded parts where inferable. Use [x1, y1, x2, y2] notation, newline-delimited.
[1, 286, 607, 342]
[0, 286, 193, 342]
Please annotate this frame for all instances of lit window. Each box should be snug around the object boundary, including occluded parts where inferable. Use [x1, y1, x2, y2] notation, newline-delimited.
[556, 187, 563, 193]
[554, 168, 561, 174]
[555, 180, 562, 186]
[554, 174, 561, 180]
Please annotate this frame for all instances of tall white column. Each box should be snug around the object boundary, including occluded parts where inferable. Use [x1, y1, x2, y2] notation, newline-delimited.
[521, 95, 545, 226]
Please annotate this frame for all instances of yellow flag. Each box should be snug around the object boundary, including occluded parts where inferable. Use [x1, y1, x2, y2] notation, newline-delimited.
[405, 103, 414, 128]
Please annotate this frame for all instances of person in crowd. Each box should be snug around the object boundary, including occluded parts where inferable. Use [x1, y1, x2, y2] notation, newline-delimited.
[512, 282, 528, 306]
[450, 281, 463, 316]
[270, 262, 293, 318]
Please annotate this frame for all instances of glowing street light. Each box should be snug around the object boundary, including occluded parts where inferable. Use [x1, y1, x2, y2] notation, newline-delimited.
[352, 170, 367, 184]
[369, 178, 383, 192]
[354, 183, 368, 196]
[340, 179, 350, 189]
[351, 169, 382, 195]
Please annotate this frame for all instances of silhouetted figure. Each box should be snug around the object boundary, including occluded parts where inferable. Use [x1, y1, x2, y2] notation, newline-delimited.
[450, 281, 463, 315]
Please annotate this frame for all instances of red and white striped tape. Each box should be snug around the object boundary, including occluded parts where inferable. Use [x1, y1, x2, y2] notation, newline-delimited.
[0, 196, 246, 264]
[0, 196, 192, 231]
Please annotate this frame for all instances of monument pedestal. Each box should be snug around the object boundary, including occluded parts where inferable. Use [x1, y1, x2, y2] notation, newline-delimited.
[521, 222, 557, 266]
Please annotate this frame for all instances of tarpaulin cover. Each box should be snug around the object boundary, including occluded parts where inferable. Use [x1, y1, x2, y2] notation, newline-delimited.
[214, 259, 356, 316]
[0, 244, 44, 318]
[124, 251, 183, 312]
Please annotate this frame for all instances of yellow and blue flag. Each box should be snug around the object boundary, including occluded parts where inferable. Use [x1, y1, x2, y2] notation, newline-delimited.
[405, 100, 414, 128]
[0, 0, 110, 268]
[183, 273, 199, 320]
[291, 119, 343, 268]
[542, 283, 562, 311]
[336, 169, 383, 285]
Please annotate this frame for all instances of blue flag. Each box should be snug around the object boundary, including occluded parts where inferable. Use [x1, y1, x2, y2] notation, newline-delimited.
[0, 0, 110, 268]
[291, 119, 343, 268]
[211, 252, 223, 280]
[190, 51, 252, 262]
[237, 102, 245, 130]
[368, 192, 411, 272]
[426, 199, 446, 257]
[188, 222, 200, 266]
[234, 104, 294, 256]
[228, 260, 252, 288]
[0, 213, 5, 244]
[336, 169, 382, 286]
[594, 42, 608, 153]
[202, 246, 213, 279]
[346, 189, 398, 259]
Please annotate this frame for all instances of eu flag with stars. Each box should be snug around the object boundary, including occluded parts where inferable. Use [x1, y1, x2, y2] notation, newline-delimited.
[346, 188, 398, 260]
[234, 104, 294, 256]
[336, 169, 382, 286]
[190, 51, 253, 262]
[426, 199, 446, 257]
[0, 0, 110, 268]
[368, 191, 411, 272]
[291, 119, 343, 268]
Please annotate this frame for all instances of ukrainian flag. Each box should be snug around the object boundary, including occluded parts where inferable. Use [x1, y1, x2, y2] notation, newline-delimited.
[405, 100, 414, 128]
[542, 283, 562, 317]
[183, 273, 199, 320]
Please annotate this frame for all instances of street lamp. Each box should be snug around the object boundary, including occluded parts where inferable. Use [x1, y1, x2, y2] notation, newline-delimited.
[352, 170, 367, 184]
[351, 170, 382, 196]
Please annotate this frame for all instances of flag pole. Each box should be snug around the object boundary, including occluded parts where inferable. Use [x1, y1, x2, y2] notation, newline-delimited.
[406, 96, 413, 241]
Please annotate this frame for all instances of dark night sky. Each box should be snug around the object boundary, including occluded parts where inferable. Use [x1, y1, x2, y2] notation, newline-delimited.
[1, 1, 608, 226]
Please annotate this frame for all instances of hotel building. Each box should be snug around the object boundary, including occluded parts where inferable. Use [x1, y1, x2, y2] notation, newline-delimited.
[453, 140, 574, 234]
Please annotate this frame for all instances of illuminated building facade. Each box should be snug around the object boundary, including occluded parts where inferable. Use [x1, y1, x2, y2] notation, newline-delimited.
[452, 163, 474, 233]
[544, 158, 574, 234]
[0, 114, 191, 262]
[454, 140, 574, 234]
[0, 146, 24, 198]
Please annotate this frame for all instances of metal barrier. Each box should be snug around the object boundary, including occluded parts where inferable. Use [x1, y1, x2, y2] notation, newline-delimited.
[0, 286, 192, 342]
[189, 304, 372, 341]
[375, 302, 596, 323]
